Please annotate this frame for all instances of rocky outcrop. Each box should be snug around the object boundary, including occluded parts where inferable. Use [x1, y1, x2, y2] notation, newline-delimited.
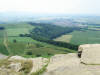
[43, 44, 100, 75]
[43, 53, 93, 75]
[79, 44, 100, 64]
[0, 56, 49, 75]
[1, 44, 100, 75]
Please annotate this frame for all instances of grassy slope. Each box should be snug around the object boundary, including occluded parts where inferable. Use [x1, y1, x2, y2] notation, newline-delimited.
[8, 37, 75, 57]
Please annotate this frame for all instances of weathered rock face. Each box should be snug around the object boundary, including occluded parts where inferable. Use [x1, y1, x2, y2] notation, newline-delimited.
[79, 44, 100, 65]
[29, 57, 48, 74]
[1, 44, 100, 75]
[8, 62, 22, 72]
[43, 53, 93, 75]
[9, 55, 26, 60]
[43, 53, 100, 75]
[0, 68, 23, 75]
[43, 44, 100, 75]
[10, 56, 49, 74]
[0, 56, 49, 75]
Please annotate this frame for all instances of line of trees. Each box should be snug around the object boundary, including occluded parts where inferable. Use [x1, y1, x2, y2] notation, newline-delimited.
[0, 27, 5, 30]
[30, 34, 78, 50]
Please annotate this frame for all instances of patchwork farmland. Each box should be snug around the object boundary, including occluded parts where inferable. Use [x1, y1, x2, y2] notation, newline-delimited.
[0, 22, 75, 58]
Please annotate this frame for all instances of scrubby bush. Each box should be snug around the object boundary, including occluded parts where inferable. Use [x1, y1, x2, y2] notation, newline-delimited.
[20, 60, 33, 74]
[36, 54, 41, 57]
[13, 39, 17, 43]
[26, 51, 33, 55]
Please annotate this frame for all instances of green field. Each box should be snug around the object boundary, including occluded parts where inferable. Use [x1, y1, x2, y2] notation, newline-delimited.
[0, 22, 76, 58]
[54, 35, 72, 43]
[6, 28, 30, 36]
[8, 37, 35, 43]
[54, 29, 100, 45]
[70, 30, 100, 45]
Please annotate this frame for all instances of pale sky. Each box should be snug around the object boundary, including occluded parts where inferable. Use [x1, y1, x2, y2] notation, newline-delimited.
[0, 0, 100, 15]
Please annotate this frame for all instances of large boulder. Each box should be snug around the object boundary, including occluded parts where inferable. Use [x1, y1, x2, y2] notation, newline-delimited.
[29, 57, 48, 74]
[0, 55, 49, 75]
[43, 53, 93, 75]
[79, 44, 100, 65]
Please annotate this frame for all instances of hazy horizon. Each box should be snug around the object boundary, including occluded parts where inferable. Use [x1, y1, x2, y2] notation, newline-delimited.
[0, 0, 100, 16]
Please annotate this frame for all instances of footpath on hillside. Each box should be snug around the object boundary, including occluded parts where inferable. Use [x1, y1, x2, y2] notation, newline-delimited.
[3, 31, 10, 54]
